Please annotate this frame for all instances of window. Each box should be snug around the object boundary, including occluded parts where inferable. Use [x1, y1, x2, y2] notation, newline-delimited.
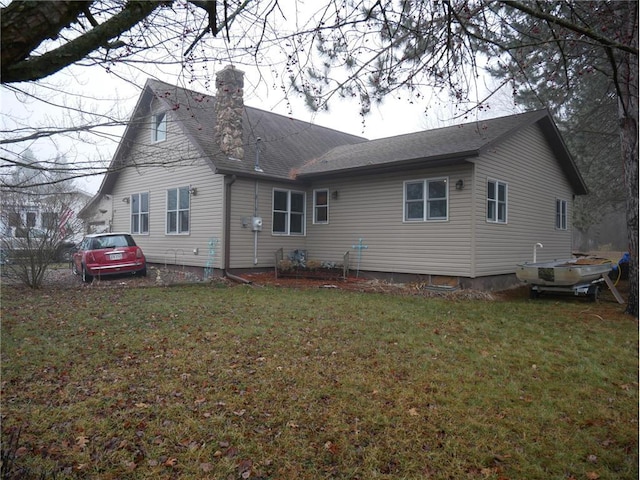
[131, 192, 149, 234]
[8, 212, 20, 227]
[487, 179, 508, 223]
[26, 212, 36, 228]
[404, 178, 448, 221]
[273, 189, 305, 235]
[153, 112, 167, 142]
[556, 199, 568, 230]
[166, 187, 190, 234]
[42, 212, 58, 230]
[313, 189, 329, 224]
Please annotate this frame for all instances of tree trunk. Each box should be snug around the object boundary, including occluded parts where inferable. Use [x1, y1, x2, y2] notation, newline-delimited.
[618, 1, 639, 316]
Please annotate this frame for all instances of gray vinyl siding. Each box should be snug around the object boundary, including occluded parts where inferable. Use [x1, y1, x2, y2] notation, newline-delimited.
[110, 103, 225, 269]
[305, 165, 474, 276]
[472, 123, 574, 276]
[228, 178, 309, 268]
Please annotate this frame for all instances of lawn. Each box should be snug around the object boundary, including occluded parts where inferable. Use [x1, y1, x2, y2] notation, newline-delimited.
[1, 282, 637, 479]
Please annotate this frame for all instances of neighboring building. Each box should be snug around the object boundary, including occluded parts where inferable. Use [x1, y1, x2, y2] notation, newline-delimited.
[1, 189, 91, 240]
[78, 193, 113, 234]
[80, 65, 587, 289]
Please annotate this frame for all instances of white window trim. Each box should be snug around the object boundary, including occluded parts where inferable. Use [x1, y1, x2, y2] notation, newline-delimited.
[130, 192, 150, 235]
[166, 186, 190, 235]
[153, 112, 167, 143]
[487, 178, 508, 224]
[313, 188, 329, 224]
[403, 177, 449, 222]
[556, 198, 568, 230]
[272, 188, 306, 236]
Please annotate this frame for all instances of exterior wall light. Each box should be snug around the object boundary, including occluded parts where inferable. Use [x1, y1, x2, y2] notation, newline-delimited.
[455, 179, 464, 190]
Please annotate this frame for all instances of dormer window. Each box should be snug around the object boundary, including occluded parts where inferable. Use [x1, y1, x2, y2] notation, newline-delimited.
[153, 112, 167, 142]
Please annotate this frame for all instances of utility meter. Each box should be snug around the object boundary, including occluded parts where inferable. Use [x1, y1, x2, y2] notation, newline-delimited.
[251, 216, 263, 231]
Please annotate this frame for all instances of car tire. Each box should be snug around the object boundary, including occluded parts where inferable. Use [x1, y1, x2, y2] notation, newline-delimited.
[60, 249, 72, 263]
[82, 264, 93, 283]
[139, 266, 147, 277]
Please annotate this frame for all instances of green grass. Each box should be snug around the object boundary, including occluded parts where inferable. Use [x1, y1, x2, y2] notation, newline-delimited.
[1, 284, 637, 479]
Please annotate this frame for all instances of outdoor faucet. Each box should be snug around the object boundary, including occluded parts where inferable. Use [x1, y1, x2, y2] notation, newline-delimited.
[533, 243, 543, 263]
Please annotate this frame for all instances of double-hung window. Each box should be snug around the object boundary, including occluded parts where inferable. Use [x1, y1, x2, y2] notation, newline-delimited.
[404, 178, 448, 221]
[153, 112, 167, 142]
[487, 179, 508, 223]
[313, 189, 329, 224]
[166, 187, 190, 234]
[131, 192, 149, 234]
[41, 212, 58, 230]
[556, 199, 568, 230]
[273, 189, 305, 235]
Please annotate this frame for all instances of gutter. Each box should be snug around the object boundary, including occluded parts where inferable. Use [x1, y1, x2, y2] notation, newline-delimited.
[223, 174, 251, 284]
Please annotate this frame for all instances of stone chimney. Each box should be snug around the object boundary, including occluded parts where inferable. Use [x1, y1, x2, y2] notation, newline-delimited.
[215, 65, 245, 160]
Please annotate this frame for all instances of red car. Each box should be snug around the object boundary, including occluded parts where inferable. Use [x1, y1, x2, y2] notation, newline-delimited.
[72, 233, 146, 283]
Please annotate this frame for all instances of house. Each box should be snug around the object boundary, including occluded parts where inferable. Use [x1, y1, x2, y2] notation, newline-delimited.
[81, 65, 587, 289]
[1, 188, 91, 240]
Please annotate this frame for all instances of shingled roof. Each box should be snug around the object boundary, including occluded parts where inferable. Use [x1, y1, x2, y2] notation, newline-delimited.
[296, 109, 587, 195]
[98, 77, 586, 196]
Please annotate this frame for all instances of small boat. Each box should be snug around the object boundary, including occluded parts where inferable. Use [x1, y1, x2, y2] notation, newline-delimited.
[516, 257, 612, 287]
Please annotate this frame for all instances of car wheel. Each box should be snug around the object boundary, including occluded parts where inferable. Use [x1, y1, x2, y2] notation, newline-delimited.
[60, 249, 72, 263]
[82, 264, 93, 283]
[138, 266, 147, 277]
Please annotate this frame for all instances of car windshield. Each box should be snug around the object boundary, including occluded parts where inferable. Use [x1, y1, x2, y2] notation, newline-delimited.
[90, 235, 134, 250]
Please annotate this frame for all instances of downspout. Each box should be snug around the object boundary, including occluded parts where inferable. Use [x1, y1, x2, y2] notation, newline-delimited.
[254, 180, 259, 265]
[253, 137, 262, 265]
[223, 174, 251, 284]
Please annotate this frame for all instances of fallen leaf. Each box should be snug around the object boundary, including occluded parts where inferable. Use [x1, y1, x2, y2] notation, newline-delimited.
[238, 459, 253, 478]
[14, 446, 28, 457]
[408, 407, 419, 416]
[586, 473, 600, 480]
[324, 441, 339, 455]
[76, 435, 89, 449]
[200, 462, 213, 472]
[225, 446, 239, 458]
[164, 457, 178, 467]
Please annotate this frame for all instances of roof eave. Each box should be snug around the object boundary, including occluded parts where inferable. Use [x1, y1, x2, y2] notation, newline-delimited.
[296, 152, 477, 180]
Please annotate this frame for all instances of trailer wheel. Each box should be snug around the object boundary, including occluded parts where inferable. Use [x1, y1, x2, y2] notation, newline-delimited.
[588, 286, 599, 302]
[529, 287, 539, 299]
